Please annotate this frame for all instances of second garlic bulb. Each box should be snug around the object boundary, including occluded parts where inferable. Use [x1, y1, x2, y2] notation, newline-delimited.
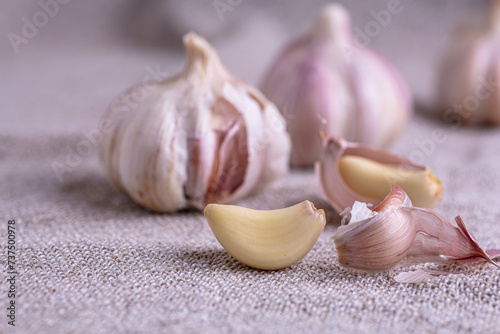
[437, 0, 500, 125]
[99, 33, 291, 212]
[261, 4, 412, 167]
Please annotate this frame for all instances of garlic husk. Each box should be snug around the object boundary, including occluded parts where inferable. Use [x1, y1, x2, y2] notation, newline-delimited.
[261, 4, 412, 167]
[437, 0, 500, 125]
[99, 32, 291, 212]
[316, 135, 442, 213]
[334, 186, 500, 276]
[393, 269, 452, 284]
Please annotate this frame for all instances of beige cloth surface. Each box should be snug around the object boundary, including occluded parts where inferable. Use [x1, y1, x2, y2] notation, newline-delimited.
[2, 0, 500, 333]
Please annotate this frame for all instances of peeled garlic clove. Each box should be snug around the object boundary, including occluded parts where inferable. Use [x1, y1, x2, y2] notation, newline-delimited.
[261, 4, 412, 167]
[204, 201, 326, 270]
[437, 0, 500, 125]
[334, 185, 500, 274]
[99, 32, 291, 212]
[316, 135, 442, 212]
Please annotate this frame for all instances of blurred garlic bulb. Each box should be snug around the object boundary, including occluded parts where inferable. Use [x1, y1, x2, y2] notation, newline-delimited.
[437, 0, 500, 125]
[261, 4, 412, 167]
[99, 32, 291, 212]
[316, 135, 442, 212]
[334, 186, 500, 281]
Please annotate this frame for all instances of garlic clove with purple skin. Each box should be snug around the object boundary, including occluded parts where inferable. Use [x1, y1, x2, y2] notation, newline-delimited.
[437, 0, 500, 125]
[316, 135, 442, 212]
[334, 185, 500, 281]
[261, 4, 412, 167]
[99, 32, 291, 213]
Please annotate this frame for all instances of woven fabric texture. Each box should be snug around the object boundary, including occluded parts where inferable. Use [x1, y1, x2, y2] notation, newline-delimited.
[3, 117, 500, 333]
[2, 1, 499, 333]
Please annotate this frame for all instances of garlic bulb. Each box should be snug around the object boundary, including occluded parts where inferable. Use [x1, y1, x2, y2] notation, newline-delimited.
[334, 185, 500, 279]
[437, 0, 500, 125]
[261, 4, 412, 167]
[316, 135, 442, 212]
[99, 32, 291, 212]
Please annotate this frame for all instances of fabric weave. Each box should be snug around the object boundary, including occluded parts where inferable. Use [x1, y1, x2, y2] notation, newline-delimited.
[2, 119, 500, 333]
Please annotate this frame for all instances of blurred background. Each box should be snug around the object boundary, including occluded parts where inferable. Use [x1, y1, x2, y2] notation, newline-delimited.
[0, 0, 489, 136]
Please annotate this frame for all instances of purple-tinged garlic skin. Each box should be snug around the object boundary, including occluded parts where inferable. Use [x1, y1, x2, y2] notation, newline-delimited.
[261, 4, 412, 167]
[99, 33, 291, 213]
[437, 0, 500, 125]
[335, 187, 417, 271]
[334, 186, 500, 274]
[316, 135, 442, 213]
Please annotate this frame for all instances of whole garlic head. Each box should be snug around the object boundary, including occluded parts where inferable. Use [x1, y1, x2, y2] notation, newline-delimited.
[437, 0, 500, 125]
[261, 4, 412, 167]
[99, 32, 291, 212]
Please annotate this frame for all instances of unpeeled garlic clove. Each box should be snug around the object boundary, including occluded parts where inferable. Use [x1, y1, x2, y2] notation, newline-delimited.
[334, 185, 500, 275]
[316, 135, 442, 212]
[99, 32, 291, 212]
[204, 201, 326, 270]
[261, 4, 412, 167]
[334, 186, 417, 271]
[437, 0, 500, 125]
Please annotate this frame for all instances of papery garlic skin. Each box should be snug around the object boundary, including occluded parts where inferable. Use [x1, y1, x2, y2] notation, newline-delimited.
[99, 33, 291, 212]
[333, 186, 500, 274]
[261, 4, 412, 167]
[437, 0, 500, 125]
[335, 186, 417, 271]
[316, 136, 442, 213]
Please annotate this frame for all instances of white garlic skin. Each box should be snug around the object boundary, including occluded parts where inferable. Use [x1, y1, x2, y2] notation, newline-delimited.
[99, 33, 291, 212]
[437, 2, 500, 126]
[261, 4, 412, 167]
